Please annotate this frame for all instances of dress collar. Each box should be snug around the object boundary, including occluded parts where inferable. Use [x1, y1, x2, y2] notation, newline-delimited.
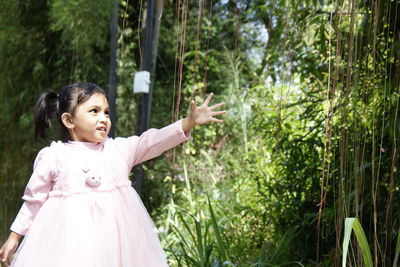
[66, 137, 108, 150]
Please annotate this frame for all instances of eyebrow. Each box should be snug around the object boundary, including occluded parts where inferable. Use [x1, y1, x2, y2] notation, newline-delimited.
[88, 105, 110, 110]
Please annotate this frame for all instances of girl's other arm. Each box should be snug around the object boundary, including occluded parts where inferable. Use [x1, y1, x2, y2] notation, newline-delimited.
[10, 147, 55, 236]
[1, 147, 55, 265]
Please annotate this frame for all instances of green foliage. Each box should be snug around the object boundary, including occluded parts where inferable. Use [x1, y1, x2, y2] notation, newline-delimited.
[164, 195, 233, 266]
[342, 218, 400, 267]
[394, 230, 400, 267]
[49, 0, 113, 56]
[342, 218, 373, 267]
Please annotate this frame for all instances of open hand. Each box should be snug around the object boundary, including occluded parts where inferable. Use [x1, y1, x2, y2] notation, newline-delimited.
[189, 93, 226, 125]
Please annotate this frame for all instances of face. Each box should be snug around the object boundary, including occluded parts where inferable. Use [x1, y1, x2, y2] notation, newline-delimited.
[66, 93, 111, 143]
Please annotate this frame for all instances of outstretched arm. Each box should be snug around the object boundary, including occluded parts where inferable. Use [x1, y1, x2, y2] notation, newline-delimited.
[181, 93, 226, 132]
[114, 93, 226, 168]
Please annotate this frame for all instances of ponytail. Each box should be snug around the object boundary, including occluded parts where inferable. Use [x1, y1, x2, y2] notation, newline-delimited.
[34, 90, 59, 139]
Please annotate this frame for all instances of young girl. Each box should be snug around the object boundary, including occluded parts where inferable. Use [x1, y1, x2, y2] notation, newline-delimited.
[0, 82, 226, 266]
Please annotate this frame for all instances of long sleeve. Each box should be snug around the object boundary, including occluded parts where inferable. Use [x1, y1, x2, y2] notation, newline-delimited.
[114, 119, 191, 169]
[10, 147, 55, 236]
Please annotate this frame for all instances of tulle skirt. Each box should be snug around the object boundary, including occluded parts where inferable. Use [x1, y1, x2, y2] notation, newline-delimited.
[11, 185, 168, 267]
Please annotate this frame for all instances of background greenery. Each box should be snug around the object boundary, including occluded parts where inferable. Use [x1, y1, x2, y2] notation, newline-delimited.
[1, 0, 399, 266]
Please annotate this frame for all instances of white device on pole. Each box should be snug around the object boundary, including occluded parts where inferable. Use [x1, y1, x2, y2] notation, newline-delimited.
[133, 71, 150, 94]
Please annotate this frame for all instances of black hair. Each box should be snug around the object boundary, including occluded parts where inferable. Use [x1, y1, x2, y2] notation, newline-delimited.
[34, 82, 107, 140]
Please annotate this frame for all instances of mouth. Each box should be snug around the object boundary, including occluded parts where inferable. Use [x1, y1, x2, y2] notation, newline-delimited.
[96, 126, 107, 132]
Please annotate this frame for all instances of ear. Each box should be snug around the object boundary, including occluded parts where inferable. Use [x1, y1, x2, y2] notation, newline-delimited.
[61, 113, 75, 129]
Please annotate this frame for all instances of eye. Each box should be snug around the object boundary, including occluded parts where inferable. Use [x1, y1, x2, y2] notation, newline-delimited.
[89, 109, 98, 114]
[105, 110, 110, 116]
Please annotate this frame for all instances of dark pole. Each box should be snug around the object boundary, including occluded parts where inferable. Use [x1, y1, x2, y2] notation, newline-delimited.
[140, 0, 155, 131]
[133, 0, 155, 195]
[147, 0, 164, 123]
[108, 0, 118, 138]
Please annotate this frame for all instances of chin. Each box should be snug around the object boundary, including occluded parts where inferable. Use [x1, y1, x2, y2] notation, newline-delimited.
[88, 136, 105, 143]
[96, 136, 107, 142]
[94, 132, 108, 142]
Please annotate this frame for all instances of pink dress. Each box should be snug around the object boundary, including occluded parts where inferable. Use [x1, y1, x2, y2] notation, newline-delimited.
[10, 120, 190, 267]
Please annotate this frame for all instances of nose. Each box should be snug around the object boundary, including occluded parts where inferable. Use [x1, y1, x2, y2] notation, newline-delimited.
[99, 112, 109, 123]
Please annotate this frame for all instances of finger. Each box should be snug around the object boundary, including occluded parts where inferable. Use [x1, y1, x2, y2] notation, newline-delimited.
[211, 110, 227, 116]
[211, 118, 224, 123]
[2, 251, 8, 264]
[7, 252, 14, 266]
[203, 93, 213, 106]
[209, 102, 225, 110]
[191, 100, 196, 112]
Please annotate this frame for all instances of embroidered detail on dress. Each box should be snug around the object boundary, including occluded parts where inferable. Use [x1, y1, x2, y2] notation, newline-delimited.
[85, 175, 101, 187]
[82, 167, 102, 187]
